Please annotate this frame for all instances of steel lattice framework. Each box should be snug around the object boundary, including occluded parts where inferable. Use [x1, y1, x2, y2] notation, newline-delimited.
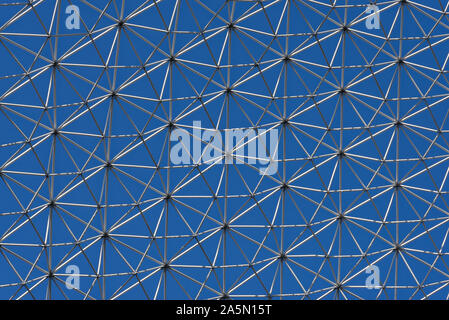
[0, 0, 449, 300]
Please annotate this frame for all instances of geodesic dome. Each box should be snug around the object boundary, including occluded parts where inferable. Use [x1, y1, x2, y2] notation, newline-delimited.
[0, 0, 449, 299]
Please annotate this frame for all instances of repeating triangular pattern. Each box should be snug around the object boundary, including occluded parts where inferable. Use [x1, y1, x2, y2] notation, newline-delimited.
[1, 0, 449, 299]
